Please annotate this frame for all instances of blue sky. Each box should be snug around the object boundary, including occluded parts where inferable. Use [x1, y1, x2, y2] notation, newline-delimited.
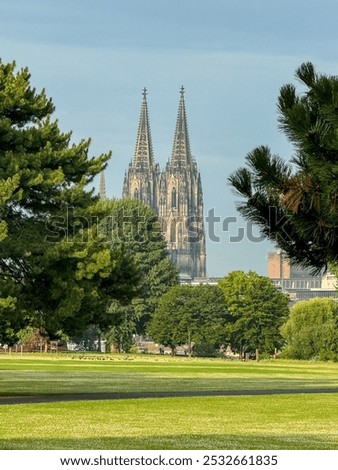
[1, 0, 338, 277]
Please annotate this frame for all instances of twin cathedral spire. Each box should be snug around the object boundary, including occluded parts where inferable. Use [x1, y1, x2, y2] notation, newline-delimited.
[122, 87, 206, 280]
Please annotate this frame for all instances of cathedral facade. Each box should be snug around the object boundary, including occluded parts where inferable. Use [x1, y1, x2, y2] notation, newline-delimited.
[122, 87, 206, 280]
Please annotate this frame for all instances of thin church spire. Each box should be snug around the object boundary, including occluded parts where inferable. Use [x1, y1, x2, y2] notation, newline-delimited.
[171, 85, 192, 166]
[99, 170, 106, 200]
[133, 87, 154, 168]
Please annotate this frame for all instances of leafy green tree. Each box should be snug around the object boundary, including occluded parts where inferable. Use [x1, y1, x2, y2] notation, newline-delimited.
[281, 298, 338, 360]
[100, 198, 179, 352]
[218, 271, 289, 359]
[148, 284, 229, 355]
[0, 59, 138, 343]
[228, 62, 338, 272]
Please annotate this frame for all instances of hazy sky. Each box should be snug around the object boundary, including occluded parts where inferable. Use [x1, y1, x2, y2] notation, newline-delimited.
[1, 0, 338, 277]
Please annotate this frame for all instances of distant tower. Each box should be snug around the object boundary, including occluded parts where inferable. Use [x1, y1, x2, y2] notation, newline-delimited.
[123, 87, 206, 280]
[159, 86, 206, 279]
[99, 170, 107, 200]
[123, 88, 160, 211]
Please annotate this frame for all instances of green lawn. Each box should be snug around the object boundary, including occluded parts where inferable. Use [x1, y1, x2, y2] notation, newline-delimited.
[0, 354, 338, 449]
[1, 354, 338, 395]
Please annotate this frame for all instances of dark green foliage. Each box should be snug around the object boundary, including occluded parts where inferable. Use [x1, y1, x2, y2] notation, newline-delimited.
[229, 62, 338, 272]
[100, 198, 179, 352]
[69, 325, 103, 352]
[148, 284, 229, 354]
[193, 343, 220, 358]
[0, 59, 139, 343]
[218, 271, 290, 358]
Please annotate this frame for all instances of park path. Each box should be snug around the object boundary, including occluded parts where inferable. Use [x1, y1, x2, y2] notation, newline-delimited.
[1, 388, 338, 405]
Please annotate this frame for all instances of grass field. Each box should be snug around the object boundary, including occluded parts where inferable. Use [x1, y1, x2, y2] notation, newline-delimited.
[0, 354, 338, 450]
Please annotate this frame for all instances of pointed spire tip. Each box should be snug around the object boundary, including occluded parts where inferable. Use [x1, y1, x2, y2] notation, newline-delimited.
[133, 87, 154, 168]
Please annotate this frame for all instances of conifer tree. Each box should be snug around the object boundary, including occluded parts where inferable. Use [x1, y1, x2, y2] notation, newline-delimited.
[229, 62, 338, 271]
[0, 60, 137, 343]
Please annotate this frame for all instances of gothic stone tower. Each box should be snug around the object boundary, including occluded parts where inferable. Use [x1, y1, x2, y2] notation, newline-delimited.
[123, 87, 206, 280]
[122, 88, 160, 212]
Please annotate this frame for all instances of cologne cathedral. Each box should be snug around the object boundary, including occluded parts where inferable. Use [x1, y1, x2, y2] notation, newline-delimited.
[122, 87, 206, 280]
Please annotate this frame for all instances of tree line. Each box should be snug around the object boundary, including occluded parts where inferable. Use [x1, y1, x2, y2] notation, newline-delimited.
[148, 278, 338, 361]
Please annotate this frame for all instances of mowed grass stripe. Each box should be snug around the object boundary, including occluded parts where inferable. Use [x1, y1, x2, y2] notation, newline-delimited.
[1, 370, 338, 397]
[0, 393, 337, 450]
